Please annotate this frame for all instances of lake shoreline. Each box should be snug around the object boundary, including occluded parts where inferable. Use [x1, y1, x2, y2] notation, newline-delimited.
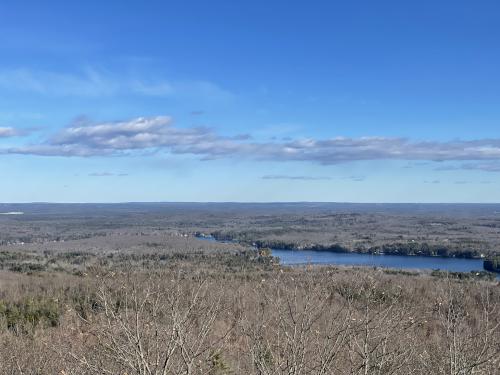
[195, 233, 487, 260]
[195, 233, 500, 276]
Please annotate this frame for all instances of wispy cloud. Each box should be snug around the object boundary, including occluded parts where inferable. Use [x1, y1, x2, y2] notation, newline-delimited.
[262, 175, 332, 181]
[5, 115, 500, 169]
[89, 172, 128, 177]
[402, 161, 430, 169]
[0, 127, 19, 137]
[461, 162, 500, 172]
[0, 127, 29, 138]
[129, 80, 174, 96]
[190, 110, 205, 116]
[449, 180, 494, 185]
[436, 162, 500, 173]
[0, 68, 119, 96]
[0, 68, 232, 99]
[348, 176, 366, 182]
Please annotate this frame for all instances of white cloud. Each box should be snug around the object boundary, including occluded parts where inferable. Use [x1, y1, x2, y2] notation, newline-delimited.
[0, 127, 21, 137]
[5, 116, 500, 170]
[48, 116, 218, 154]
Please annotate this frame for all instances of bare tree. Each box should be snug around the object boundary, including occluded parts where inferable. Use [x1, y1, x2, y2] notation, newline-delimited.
[241, 271, 353, 375]
[344, 277, 418, 375]
[71, 271, 235, 375]
[422, 280, 500, 375]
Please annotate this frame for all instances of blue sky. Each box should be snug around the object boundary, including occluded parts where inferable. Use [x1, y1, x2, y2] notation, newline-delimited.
[1, 0, 500, 202]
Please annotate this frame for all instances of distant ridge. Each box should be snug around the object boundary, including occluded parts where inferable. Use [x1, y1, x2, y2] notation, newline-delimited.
[1, 202, 500, 217]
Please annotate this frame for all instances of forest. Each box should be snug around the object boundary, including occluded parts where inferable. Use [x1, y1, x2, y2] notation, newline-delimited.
[0, 203, 499, 374]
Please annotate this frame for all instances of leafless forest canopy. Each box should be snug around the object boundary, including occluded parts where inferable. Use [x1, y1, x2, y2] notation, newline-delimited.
[2, 202, 500, 256]
[0, 203, 499, 374]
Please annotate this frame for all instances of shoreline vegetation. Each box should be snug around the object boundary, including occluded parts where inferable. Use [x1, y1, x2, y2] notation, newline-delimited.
[197, 233, 500, 276]
[201, 232, 487, 259]
[484, 256, 500, 272]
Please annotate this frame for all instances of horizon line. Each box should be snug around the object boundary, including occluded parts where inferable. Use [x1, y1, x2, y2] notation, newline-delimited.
[1, 201, 500, 205]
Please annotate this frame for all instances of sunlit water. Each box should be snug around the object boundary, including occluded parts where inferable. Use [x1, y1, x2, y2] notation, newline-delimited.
[272, 249, 483, 271]
[196, 235, 499, 277]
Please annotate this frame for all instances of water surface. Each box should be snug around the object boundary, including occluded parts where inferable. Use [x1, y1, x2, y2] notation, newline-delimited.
[272, 249, 485, 273]
[196, 235, 497, 276]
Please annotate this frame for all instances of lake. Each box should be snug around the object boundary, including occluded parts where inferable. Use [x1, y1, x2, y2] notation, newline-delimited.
[195, 235, 499, 275]
[272, 248, 486, 272]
